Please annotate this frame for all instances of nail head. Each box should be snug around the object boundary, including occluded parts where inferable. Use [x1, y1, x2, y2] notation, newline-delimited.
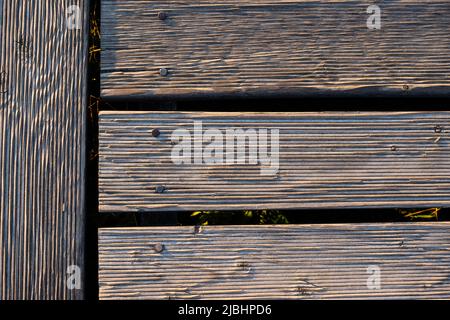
[435, 125, 442, 133]
[155, 185, 166, 193]
[152, 128, 160, 137]
[159, 68, 169, 76]
[158, 12, 167, 20]
[154, 243, 164, 253]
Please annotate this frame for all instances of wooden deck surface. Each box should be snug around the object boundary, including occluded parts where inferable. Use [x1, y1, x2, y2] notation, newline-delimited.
[99, 223, 450, 300]
[0, 1, 87, 299]
[1, 0, 449, 301]
[99, 111, 450, 212]
[101, 0, 450, 99]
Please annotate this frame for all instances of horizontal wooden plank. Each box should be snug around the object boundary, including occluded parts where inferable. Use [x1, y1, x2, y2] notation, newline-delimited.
[101, 0, 450, 98]
[99, 223, 450, 299]
[99, 111, 450, 212]
[0, 1, 87, 299]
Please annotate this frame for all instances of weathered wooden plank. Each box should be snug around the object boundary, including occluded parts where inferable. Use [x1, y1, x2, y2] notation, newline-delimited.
[99, 111, 450, 212]
[99, 223, 450, 300]
[0, 1, 87, 299]
[101, 0, 450, 99]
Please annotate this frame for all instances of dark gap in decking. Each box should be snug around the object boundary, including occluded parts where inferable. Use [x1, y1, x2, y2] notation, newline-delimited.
[99, 96, 450, 112]
[97, 208, 450, 228]
[86, 0, 100, 302]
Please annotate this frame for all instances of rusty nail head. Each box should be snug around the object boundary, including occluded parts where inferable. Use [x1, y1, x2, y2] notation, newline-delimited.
[403, 84, 409, 91]
[435, 125, 442, 133]
[391, 145, 397, 151]
[158, 12, 167, 20]
[159, 68, 169, 76]
[156, 185, 166, 193]
[154, 243, 164, 253]
[152, 128, 160, 137]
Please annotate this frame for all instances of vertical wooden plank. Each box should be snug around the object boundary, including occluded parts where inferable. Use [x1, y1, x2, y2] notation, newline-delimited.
[0, 0, 87, 299]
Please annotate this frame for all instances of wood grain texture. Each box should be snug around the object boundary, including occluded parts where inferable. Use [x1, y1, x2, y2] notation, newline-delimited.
[99, 111, 450, 212]
[0, 1, 87, 299]
[99, 223, 450, 299]
[101, 0, 450, 99]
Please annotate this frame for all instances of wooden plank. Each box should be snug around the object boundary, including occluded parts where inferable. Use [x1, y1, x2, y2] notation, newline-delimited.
[99, 111, 450, 212]
[101, 0, 450, 99]
[99, 223, 450, 299]
[0, 1, 87, 299]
